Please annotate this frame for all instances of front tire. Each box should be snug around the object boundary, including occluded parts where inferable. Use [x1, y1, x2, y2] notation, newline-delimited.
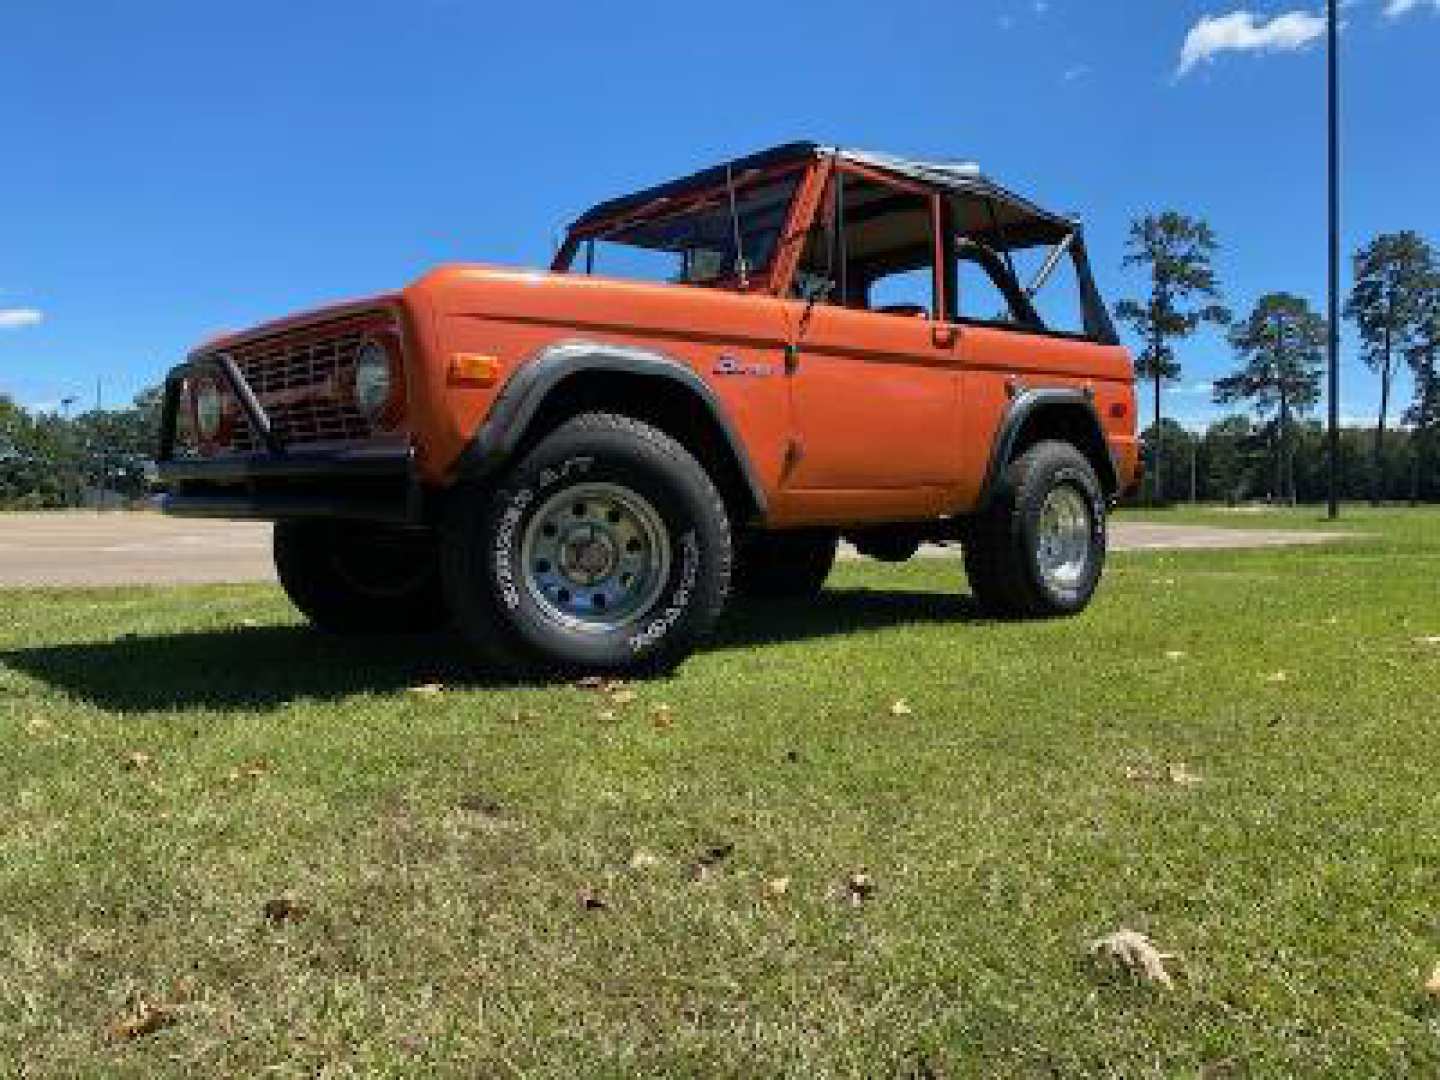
[440, 412, 732, 675]
[273, 520, 447, 634]
[963, 440, 1107, 618]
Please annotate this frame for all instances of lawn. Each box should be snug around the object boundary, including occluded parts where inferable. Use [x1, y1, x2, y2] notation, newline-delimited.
[2, 508, 1439, 1077]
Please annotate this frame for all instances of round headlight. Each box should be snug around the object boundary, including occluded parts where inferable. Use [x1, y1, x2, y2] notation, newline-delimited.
[193, 376, 224, 440]
[353, 340, 393, 421]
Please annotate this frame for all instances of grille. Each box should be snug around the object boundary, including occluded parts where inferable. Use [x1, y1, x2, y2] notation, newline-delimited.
[196, 315, 393, 454]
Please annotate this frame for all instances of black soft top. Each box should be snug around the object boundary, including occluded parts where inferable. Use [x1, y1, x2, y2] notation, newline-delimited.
[568, 141, 1078, 249]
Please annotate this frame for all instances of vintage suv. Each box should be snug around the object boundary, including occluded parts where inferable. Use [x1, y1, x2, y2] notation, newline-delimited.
[157, 142, 1138, 673]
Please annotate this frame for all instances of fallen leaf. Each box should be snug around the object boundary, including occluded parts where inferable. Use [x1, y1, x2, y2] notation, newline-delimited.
[225, 758, 271, 784]
[1088, 928, 1176, 988]
[107, 999, 179, 1041]
[596, 709, 618, 724]
[783, 749, 802, 764]
[763, 876, 791, 898]
[1415, 636, 1440, 647]
[1425, 963, 1440, 997]
[843, 870, 875, 907]
[506, 709, 539, 724]
[459, 794, 502, 817]
[1164, 650, 1187, 662]
[574, 676, 606, 691]
[578, 887, 607, 911]
[407, 683, 444, 698]
[1167, 763, 1204, 786]
[1264, 671, 1290, 684]
[690, 841, 735, 882]
[609, 689, 638, 706]
[628, 849, 661, 871]
[889, 699, 914, 718]
[651, 704, 674, 729]
[262, 896, 309, 926]
[122, 751, 153, 771]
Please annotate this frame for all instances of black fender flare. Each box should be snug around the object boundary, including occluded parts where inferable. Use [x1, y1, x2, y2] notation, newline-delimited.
[456, 340, 769, 518]
[976, 387, 1119, 509]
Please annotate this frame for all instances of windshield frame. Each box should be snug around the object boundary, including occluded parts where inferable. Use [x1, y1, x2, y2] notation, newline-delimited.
[552, 161, 810, 293]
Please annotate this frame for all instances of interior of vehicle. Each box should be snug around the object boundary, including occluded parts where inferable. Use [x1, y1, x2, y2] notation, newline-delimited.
[792, 169, 1074, 333]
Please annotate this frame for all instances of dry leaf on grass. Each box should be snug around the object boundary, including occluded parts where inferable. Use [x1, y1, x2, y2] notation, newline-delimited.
[262, 896, 309, 926]
[407, 683, 445, 698]
[1164, 650, 1187, 662]
[1166, 763, 1204, 786]
[506, 708, 540, 725]
[1264, 671, 1290, 684]
[651, 704, 675, 729]
[596, 709, 618, 724]
[609, 689, 638, 706]
[841, 870, 875, 907]
[225, 759, 271, 784]
[889, 699, 914, 717]
[1088, 929, 1176, 988]
[1425, 963, 1440, 997]
[763, 876, 791, 898]
[1415, 635, 1440, 647]
[577, 887, 608, 911]
[690, 841, 735, 882]
[107, 999, 179, 1041]
[122, 751, 153, 771]
[1125, 764, 1204, 787]
[628, 849, 661, 871]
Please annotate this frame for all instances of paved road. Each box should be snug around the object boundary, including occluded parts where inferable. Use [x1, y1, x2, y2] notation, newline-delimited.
[0, 512, 1347, 588]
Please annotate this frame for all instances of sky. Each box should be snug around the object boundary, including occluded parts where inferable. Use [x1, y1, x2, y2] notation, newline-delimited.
[1, 0, 1436, 431]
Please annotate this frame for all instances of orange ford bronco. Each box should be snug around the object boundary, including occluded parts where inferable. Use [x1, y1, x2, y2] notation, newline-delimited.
[158, 142, 1139, 673]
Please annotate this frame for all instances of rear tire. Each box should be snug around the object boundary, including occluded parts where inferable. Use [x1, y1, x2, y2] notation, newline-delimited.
[274, 520, 447, 634]
[733, 529, 839, 600]
[440, 412, 732, 675]
[963, 440, 1107, 618]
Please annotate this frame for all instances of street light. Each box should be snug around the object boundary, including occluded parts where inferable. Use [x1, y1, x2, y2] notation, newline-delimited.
[1326, 0, 1341, 520]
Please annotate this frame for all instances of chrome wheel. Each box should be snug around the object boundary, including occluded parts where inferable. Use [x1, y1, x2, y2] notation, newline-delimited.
[520, 482, 672, 632]
[1036, 484, 1093, 591]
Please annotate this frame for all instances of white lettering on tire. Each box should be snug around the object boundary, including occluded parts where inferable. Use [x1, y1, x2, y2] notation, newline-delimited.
[494, 456, 596, 610]
[628, 530, 700, 653]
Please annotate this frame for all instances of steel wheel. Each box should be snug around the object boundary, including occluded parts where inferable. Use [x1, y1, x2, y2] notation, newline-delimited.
[1035, 483, 1094, 591]
[520, 482, 673, 633]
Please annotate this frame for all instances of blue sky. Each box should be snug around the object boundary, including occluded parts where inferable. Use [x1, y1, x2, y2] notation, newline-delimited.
[0, 0, 1435, 430]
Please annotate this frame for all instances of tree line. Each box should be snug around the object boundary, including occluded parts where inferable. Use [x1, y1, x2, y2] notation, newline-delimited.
[1117, 216, 1440, 505]
[0, 389, 160, 508]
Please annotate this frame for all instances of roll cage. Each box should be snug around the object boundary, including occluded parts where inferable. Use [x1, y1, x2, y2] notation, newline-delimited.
[553, 142, 1119, 344]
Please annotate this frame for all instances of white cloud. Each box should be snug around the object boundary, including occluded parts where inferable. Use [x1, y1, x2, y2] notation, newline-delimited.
[0, 308, 43, 330]
[1177, 10, 1327, 78]
[1062, 64, 1092, 82]
[1385, 0, 1440, 17]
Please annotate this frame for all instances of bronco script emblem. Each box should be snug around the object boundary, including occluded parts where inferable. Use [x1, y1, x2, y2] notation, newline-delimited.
[713, 354, 775, 378]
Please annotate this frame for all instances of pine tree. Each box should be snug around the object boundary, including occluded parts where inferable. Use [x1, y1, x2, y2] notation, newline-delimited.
[1344, 232, 1436, 504]
[1114, 213, 1230, 503]
[1214, 293, 1326, 503]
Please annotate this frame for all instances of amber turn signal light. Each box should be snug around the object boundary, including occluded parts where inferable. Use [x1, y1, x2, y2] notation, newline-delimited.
[449, 353, 502, 388]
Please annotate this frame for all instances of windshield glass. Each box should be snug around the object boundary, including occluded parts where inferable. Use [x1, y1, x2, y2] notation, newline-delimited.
[563, 173, 801, 286]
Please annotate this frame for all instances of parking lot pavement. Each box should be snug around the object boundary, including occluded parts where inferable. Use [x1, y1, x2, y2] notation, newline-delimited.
[0, 512, 1349, 588]
[0, 512, 274, 587]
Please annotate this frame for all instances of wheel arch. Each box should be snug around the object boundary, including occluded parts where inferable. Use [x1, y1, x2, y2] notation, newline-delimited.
[456, 341, 767, 525]
[977, 388, 1119, 509]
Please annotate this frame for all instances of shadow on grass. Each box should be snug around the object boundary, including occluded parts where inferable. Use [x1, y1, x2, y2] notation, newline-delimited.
[2, 588, 976, 713]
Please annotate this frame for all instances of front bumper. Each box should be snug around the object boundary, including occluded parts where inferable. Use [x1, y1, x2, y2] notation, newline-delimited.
[157, 355, 421, 523]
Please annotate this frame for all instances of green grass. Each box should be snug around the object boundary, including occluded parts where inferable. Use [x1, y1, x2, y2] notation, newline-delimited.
[3, 509, 1439, 1077]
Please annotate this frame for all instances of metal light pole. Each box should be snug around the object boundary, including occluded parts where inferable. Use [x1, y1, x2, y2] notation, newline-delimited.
[1326, 0, 1341, 520]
